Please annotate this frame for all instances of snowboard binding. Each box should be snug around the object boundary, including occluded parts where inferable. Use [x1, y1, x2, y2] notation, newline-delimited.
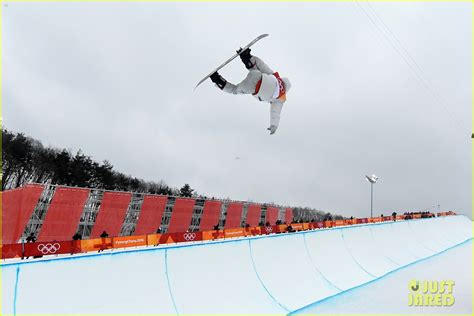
[210, 72, 227, 90]
[237, 48, 254, 69]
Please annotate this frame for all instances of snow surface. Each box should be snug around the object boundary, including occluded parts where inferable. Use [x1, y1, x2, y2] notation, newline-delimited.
[1, 215, 472, 314]
[293, 238, 472, 314]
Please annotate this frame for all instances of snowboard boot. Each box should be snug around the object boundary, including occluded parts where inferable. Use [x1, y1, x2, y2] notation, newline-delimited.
[238, 48, 254, 69]
[210, 72, 227, 90]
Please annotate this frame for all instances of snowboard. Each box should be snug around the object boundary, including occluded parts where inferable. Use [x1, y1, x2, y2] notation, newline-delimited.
[194, 34, 269, 90]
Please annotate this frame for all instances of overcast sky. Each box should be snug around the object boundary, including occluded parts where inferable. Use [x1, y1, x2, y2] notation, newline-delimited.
[3, 2, 472, 218]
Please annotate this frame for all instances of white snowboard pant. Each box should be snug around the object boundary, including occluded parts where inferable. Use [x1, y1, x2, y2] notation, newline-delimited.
[222, 70, 262, 95]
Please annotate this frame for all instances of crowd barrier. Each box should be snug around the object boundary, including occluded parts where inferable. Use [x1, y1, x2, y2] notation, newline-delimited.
[0, 212, 456, 260]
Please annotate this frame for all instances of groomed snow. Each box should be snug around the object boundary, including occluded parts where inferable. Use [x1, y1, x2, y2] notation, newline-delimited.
[2, 215, 471, 314]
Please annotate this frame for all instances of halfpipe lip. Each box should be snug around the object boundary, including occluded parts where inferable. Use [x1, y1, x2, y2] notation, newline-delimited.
[2, 215, 469, 268]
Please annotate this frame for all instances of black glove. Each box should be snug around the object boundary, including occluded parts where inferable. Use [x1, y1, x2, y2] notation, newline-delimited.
[210, 72, 227, 90]
[237, 48, 254, 69]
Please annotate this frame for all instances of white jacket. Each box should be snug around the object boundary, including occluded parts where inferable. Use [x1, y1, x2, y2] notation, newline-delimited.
[222, 56, 290, 131]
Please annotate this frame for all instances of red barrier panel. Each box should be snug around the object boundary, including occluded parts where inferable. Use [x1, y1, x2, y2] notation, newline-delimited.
[334, 220, 345, 227]
[357, 218, 369, 224]
[244, 226, 262, 236]
[134, 195, 167, 235]
[383, 216, 392, 221]
[90, 192, 132, 238]
[261, 225, 276, 235]
[158, 233, 176, 244]
[315, 221, 325, 229]
[70, 240, 82, 254]
[265, 207, 278, 225]
[224, 202, 243, 229]
[172, 231, 203, 243]
[284, 208, 293, 225]
[199, 200, 222, 231]
[246, 204, 261, 227]
[2, 184, 44, 244]
[38, 187, 90, 242]
[167, 198, 196, 233]
[1, 244, 23, 259]
[24, 241, 73, 257]
[157, 231, 203, 244]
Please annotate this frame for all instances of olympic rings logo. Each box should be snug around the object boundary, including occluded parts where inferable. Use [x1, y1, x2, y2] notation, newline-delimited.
[183, 233, 196, 241]
[265, 226, 273, 233]
[37, 243, 61, 254]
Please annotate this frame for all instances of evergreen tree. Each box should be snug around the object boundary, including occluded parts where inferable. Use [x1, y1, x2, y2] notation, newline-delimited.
[179, 184, 194, 197]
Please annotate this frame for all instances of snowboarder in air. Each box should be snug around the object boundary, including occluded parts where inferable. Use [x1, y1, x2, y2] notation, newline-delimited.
[210, 48, 291, 135]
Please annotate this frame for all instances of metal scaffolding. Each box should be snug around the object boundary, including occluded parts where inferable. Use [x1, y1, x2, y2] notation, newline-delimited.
[119, 193, 145, 237]
[189, 199, 205, 232]
[77, 189, 103, 239]
[241, 203, 249, 227]
[260, 205, 268, 225]
[159, 196, 176, 233]
[21, 185, 56, 242]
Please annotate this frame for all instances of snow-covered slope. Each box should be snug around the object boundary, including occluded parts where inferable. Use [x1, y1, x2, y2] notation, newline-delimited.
[2, 215, 471, 314]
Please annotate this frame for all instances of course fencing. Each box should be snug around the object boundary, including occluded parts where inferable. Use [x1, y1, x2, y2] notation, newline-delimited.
[1, 212, 457, 260]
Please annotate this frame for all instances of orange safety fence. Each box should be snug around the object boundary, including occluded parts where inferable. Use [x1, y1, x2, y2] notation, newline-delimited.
[370, 217, 382, 223]
[1, 212, 458, 260]
[202, 230, 225, 241]
[224, 228, 245, 238]
[437, 211, 456, 217]
[80, 237, 113, 252]
[147, 234, 161, 246]
[291, 223, 305, 231]
[113, 235, 147, 249]
[324, 221, 333, 228]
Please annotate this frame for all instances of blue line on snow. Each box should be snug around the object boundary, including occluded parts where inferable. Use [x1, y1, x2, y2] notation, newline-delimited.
[406, 220, 438, 253]
[164, 249, 179, 315]
[340, 229, 377, 278]
[289, 237, 473, 315]
[13, 265, 20, 316]
[248, 239, 290, 313]
[301, 233, 343, 292]
[368, 225, 402, 266]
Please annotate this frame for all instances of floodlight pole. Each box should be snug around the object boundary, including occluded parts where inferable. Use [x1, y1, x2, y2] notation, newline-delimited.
[370, 182, 374, 218]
